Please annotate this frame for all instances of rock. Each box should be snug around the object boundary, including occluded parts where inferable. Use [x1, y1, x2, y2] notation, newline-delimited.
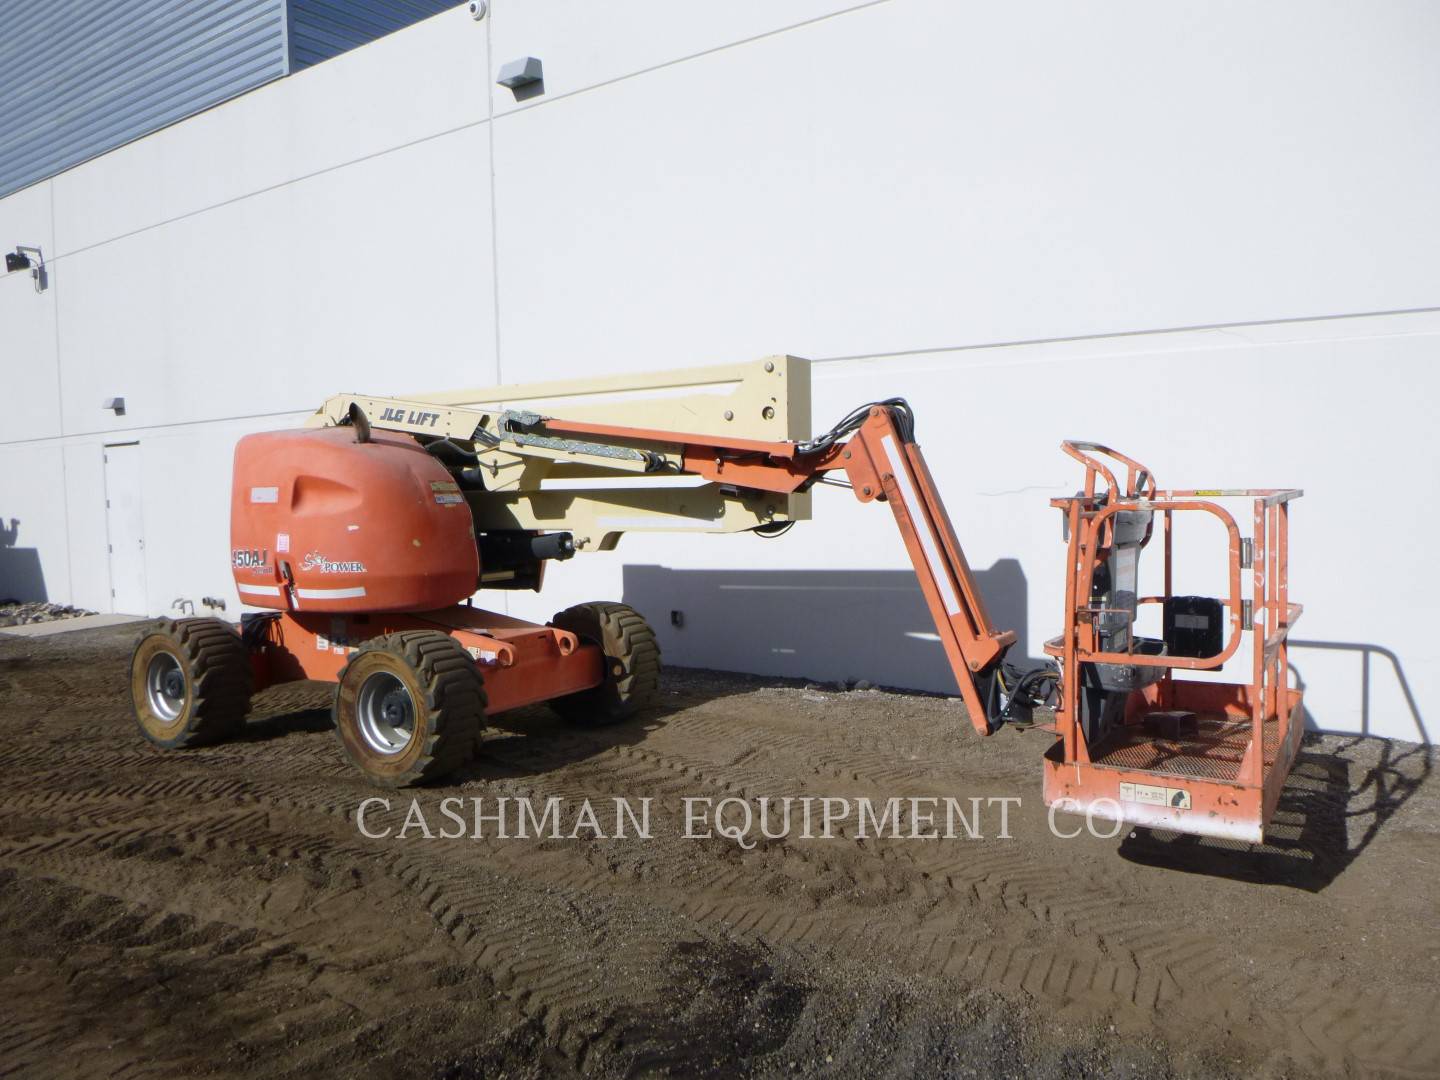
[0, 601, 96, 626]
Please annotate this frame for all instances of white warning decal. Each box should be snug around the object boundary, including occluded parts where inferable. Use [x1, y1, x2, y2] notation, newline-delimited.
[1120, 782, 1191, 810]
[250, 486, 279, 504]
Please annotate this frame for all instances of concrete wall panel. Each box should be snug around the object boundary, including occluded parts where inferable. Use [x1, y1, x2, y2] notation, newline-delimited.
[132, 413, 309, 615]
[58, 123, 495, 435]
[493, 0, 1440, 378]
[505, 313, 1440, 742]
[0, 443, 71, 605]
[0, 181, 62, 442]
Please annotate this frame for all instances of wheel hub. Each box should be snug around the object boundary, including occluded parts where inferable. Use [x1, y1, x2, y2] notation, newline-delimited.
[144, 652, 187, 723]
[380, 690, 409, 725]
[356, 672, 416, 756]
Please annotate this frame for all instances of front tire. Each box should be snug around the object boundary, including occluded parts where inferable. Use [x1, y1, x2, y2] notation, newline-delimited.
[130, 618, 252, 749]
[332, 630, 486, 787]
[548, 602, 660, 724]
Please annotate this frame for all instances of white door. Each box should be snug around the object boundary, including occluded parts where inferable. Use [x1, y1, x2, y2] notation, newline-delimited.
[104, 444, 148, 614]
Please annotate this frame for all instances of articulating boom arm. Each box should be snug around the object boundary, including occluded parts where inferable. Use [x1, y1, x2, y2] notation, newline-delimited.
[320, 392, 1021, 734]
[801, 403, 1018, 733]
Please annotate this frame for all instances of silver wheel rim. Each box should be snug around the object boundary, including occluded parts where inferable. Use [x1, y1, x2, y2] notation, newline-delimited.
[356, 671, 416, 756]
[145, 651, 187, 722]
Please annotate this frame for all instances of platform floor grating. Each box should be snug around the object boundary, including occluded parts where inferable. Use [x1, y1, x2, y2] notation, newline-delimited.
[1089, 711, 1282, 783]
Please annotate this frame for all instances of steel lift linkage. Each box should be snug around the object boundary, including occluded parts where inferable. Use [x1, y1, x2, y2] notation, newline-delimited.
[128, 357, 1303, 841]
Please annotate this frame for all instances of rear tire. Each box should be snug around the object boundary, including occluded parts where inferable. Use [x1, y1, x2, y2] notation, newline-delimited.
[130, 618, 252, 749]
[548, 602, 660, 724]
[332, 630, 486, 787]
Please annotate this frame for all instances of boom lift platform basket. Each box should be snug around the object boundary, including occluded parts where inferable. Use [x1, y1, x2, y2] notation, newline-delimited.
[1041, 443, 1304, 843]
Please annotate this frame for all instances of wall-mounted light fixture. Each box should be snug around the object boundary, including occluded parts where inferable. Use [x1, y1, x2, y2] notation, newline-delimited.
[5, 246, 47, 292]
[497, 56, 543, 91]
[103, 397, 126, 416]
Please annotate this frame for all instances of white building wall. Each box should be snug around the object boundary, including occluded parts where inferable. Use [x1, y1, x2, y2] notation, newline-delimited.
[0, 1, 1435, 743]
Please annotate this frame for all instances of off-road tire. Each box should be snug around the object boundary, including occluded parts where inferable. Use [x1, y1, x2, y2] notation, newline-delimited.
[332, 630, 486, 787]
[548, 602, 660, 724]
[130, 618, 252, 749]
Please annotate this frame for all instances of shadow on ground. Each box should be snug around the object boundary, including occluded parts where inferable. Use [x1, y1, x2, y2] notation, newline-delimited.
[1118, 638, 1432, 891]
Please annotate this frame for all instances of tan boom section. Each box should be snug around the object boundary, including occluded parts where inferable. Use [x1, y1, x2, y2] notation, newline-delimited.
[311, 355, 813, 551]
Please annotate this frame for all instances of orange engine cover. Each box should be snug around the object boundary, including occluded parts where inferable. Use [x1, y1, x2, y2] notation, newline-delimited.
[230, 427, 478, 613]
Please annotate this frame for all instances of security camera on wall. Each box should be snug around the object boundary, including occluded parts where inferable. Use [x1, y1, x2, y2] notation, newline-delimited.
[6, 246, 46, 291]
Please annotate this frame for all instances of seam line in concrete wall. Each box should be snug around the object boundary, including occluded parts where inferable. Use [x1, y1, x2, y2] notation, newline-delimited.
[31, 1, 891, 262]
[0, 69, 289, 208]
[0, 409, 308, 449]
[48, 182, 64, 438]
[486, 11, 503, 383]
[490, 0, 511, 624]
[491, 0, 896, 121]
[5, 307, 1435, 451]
[808, 305, 1440, 366]
[52, 178, 76, 603]
[48, 113, 492, 264]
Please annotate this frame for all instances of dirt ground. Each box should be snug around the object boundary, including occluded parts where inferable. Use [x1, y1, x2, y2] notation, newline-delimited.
[1, 623, 1437, 1079]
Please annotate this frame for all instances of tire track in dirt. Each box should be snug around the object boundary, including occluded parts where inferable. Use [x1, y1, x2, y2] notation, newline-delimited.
[0, 781, 805, 1076]
[0, 726, 1408, 1076]
[476, 711, 1440, 1076]
[5, 723, 1428, 1077]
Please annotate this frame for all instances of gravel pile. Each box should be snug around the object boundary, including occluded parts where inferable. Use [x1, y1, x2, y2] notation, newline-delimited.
[0, 601, 97, 628]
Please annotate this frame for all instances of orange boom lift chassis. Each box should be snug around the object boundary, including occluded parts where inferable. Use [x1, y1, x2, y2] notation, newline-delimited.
[128, 363, 1302, 841]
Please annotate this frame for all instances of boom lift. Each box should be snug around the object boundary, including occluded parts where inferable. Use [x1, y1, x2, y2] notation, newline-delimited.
[128, 357, 1303, 841]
